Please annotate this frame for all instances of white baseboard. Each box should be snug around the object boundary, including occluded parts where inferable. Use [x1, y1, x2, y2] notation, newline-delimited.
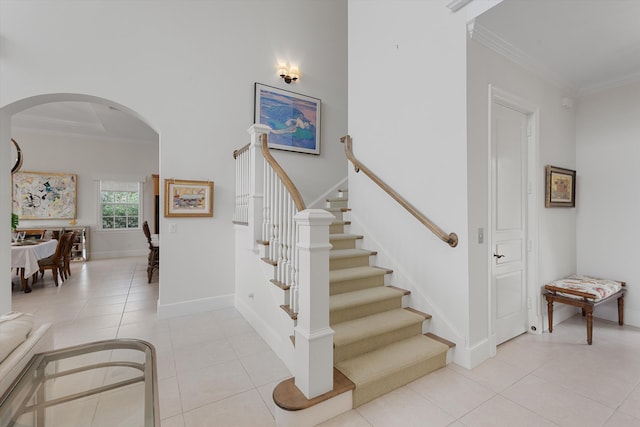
[157, 294, 234, 319]
[542, 304, 577, 331]
[235, 296, 293, 371]
[90, 249, 148, 260]
[454, 338, 491, 370]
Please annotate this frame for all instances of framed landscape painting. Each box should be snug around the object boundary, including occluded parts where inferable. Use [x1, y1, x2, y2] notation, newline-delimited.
[545, 165, 576, 207]
[164, 179, 214, 217]
[254, 83, 321, 155]
[13, 171, 77, 219]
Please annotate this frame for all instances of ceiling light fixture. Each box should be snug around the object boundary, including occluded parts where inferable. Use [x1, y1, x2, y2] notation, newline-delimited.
[278, 64, 300, 84]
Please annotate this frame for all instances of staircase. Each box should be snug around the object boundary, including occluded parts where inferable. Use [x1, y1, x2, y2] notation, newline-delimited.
[325, 189, 454, 407]
[234, 128, 456, 423]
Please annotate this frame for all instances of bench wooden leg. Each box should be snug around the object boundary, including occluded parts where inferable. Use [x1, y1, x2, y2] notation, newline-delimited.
[546, 295, 554, 333]
[586, 306, 593, 345]
[618, 295, 624, 326]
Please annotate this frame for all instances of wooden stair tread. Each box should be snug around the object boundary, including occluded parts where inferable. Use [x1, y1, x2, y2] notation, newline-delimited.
[326, 207, 351, 213]
[280, 304, 297, 320]
[273, 369, 355, 411]
[261, 257, 277, 266]
[332, 308, 426, 347]
[425, 332, 456, 348]
[330, 266, 391, 282]
[387, 285, 411, 295]
[404, 307, 432, 320]
[330, 286, 406, 312]
[270, 279, 290, 290]
[329, 249, 377, 259]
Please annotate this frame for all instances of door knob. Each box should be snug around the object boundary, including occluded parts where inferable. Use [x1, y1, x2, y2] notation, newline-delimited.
[493, 253, 505, 259]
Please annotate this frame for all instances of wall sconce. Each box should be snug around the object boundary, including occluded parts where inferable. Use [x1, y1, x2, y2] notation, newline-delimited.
[278, 64, 300, 84]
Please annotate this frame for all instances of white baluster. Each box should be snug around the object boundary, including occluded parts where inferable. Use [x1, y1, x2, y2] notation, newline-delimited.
[283, 187, 290, 288]
[242, 151, 248, 222]
[262, 159, 270, 243]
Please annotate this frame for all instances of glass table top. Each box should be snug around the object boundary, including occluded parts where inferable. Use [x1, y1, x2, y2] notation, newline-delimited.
[0, 339, 158, 427]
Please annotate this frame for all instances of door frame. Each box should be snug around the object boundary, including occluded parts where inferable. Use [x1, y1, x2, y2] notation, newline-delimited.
[487, 85, 541, 356]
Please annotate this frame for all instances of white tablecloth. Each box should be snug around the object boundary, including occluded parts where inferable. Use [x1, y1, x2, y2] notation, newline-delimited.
[11, 240, 58, 278]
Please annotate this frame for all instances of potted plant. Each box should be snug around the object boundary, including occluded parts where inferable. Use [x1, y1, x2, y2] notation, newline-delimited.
[11, 213, 19, 231]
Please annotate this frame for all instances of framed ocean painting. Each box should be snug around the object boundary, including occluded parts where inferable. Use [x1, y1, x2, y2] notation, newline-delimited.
[254, 83, 321, 155]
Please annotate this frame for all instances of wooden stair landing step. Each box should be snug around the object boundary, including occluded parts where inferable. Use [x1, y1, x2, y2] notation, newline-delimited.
[273, 368, 355, 411]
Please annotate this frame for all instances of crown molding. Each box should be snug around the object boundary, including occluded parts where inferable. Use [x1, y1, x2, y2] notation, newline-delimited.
[578, 71, 640, 98]
[468, 20, 577, 97]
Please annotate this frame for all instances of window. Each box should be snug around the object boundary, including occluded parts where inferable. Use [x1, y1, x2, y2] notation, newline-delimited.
[100, 181, 141, 230]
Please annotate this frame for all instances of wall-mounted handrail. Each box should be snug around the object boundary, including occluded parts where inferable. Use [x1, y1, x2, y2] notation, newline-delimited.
[261, 134, 306, 211]
[340, 135, 458, 248]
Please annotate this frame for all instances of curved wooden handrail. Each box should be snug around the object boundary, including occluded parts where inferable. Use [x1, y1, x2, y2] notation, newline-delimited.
[233, 143, 251, 159]
[261, 134, 306, 211]
[340, 135, 458, 248]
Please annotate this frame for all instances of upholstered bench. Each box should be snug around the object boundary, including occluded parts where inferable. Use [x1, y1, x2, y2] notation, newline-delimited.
[543, 275, 625, 345]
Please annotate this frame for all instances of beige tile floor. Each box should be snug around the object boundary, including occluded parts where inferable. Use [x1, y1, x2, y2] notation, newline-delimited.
[11, 257, 640, 426]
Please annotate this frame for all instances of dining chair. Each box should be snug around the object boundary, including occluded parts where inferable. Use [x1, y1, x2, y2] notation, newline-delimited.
[143, 221, 159, 283]
[35, 232, 72, 287]
[61, 231, 77, 281]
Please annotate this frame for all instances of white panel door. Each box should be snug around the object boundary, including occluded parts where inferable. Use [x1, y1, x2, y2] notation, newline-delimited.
[491, 102, 528, 345]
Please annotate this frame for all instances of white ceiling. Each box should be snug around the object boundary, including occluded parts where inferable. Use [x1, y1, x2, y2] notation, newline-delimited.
[11, 0, 639, 140]
[473, 0, 640, 96]
[12, 101, 158, 144]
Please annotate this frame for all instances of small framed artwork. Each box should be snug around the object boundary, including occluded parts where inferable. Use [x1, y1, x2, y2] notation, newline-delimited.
[254, 83, 321, 155]
[164, 179, 214, 217]
[545, 165, 576, 207]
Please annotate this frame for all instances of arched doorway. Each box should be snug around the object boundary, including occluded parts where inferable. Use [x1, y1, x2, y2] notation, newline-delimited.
[1, 93, 160, 314]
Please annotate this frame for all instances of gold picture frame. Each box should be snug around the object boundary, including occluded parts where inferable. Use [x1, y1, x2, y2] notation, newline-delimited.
[545, 165, 576, 208]
[164, 179, 214, 217]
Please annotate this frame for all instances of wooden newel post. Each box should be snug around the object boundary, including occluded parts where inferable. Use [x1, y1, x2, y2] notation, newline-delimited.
[293, 209, 335, 399]
[247, 124, 270, 250]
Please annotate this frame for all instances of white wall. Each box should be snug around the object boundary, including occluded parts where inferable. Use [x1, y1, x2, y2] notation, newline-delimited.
[576, 82, 640, 326]
[467, 39, 577, 350]
[348, 0, 471, 364]
[10, 129, 159, 259]
[0, 0, 348, 317]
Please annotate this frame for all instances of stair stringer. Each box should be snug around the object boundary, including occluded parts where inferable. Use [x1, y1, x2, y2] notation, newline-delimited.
[343, 210, 469, 366]
[233, 225, 295, 373]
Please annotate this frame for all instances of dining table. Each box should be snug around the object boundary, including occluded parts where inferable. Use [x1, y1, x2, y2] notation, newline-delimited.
[11, 239, 58, 293]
